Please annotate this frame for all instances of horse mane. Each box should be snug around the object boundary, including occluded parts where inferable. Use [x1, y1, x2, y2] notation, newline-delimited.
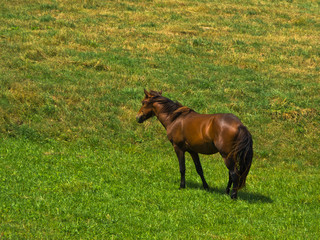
[171, 106, 194, 121]
[149, 91, 194, 121]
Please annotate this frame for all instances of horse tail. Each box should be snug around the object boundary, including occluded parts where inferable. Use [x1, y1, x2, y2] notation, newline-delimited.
[229, 125, 253, 190]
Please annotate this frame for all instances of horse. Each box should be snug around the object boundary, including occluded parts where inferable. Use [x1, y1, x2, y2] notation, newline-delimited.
[136, 90, 253, 199]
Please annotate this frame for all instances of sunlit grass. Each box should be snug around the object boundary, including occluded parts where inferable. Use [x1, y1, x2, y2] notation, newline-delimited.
[0, 0, 319, 238]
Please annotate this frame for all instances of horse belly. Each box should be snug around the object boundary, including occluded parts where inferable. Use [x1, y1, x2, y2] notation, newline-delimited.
[186, 140, 218, 155]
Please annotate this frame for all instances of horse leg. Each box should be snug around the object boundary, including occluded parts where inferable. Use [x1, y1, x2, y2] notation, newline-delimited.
[189, 151, 209, 189]
[226, 171, 232, 195]
[223, 157, 233, 195]
[223, 156, 238, 199]
[174, 146, 186, 189]
[230, 171, 239, 199]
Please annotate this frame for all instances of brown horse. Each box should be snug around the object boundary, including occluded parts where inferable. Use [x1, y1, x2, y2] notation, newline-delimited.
[136, 90, 253, 199]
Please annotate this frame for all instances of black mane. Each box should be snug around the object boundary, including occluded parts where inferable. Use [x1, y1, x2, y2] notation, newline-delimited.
[150, 94, 194, 121]
[152, 97, 182, 113]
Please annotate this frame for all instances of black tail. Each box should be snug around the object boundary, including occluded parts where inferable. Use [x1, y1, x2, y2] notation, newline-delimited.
[228, 125, 253, 189]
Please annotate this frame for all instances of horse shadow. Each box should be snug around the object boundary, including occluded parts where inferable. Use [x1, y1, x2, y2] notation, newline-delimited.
[186, 181, 273, 203]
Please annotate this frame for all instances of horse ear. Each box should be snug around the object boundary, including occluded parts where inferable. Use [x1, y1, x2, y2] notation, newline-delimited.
[144, 89, 150, 97]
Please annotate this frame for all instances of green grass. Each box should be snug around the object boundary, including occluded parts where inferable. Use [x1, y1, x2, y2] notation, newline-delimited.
[0, 0, 319, 239]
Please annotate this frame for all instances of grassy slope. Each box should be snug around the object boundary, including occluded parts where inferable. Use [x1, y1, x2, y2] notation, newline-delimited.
[0, 0, 319, 239]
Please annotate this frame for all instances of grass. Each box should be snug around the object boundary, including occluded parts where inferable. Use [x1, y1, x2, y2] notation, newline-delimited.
[0, 0, 319, 239]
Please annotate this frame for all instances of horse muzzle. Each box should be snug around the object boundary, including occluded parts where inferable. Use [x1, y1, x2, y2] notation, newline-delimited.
[136, 115, 145, 123]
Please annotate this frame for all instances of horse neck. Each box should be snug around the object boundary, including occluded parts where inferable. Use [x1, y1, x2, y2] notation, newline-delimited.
[153, 102, 174, 129]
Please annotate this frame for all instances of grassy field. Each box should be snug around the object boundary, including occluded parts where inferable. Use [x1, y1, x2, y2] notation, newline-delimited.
[0, 0, 319, 239]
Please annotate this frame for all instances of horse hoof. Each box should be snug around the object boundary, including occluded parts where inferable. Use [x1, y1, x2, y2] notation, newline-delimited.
[231, 194, 237, 200]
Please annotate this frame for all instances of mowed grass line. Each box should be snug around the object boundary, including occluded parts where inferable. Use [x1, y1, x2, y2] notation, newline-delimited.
[0, 0, 319, 239]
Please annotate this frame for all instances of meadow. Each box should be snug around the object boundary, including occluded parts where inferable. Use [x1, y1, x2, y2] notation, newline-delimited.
[0, 0, 319, 239]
